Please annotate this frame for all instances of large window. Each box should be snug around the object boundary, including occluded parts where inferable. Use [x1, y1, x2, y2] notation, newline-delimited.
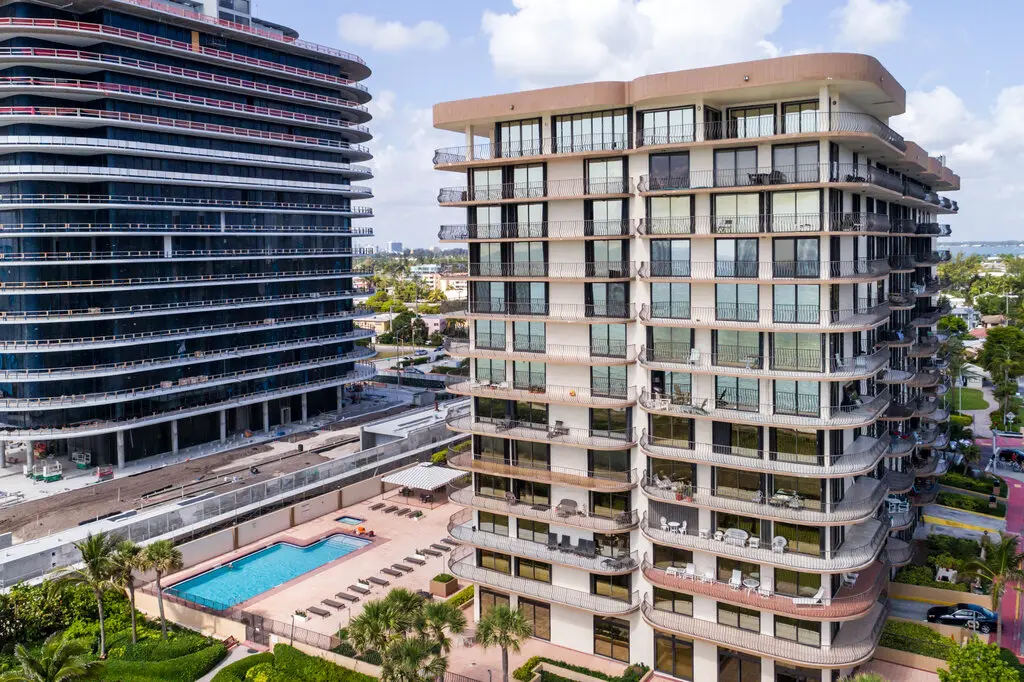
[592, 365, 627, 399]
[475, 319, 505, 350]
[497, 118, 541, 158]
[650, 239, 690, 277]
[513, 440, 549, 469]
[715, 238, 758, 278]
[512, 203, 544, 237]
[514, 400, 547, 427]
[478, 512, 509, 536]
[515, 558, 551, 583]
[713, 513, 760, 538]
[714, 468, 762, 502]
[728, 104, 774, 138]
[472, 281, 505, 314]
[771, 428, 820, 465]
[592, 574, 631, 602]
[718, 650, 761, 682]
[715, 376, 759, 411]
[648, 458, 695, 489]
[713, 330, 761, 367]
[593, 616, 630, 662]
[591, 491, 631, 520]
[649, 414, 692, 449]
[782, 101, 820, 134]
[641, 106, 695, 145]
[649, 327, 692, 363]
[513, 321, 545, 353]
[476, 435, 507, 464]
[714, 193, 760, 234]
[510, 281, 547, 315]
[772, 474, 824, 511]
[475, 358, 506, 385]
[714, 148, 757, 187]
[772, 143, 819, 183]
[591, 324, 627, 358]
[472, 168, 502, 201]
[475, 474, 508, 500]
[591, 407, 630, 439]
[776, 616, 821, 647]
[654, 632, 694, 681]
[471, 205, 502, 238]
[513, 361, 545, 391]
[772, 333, 821, 371]
[477, 549, 511, 574]
[514, 480, 550, 507]
[588, 199, 627, 236]
[510, 241, 545, 278]
[589, 240, 628, 277]
[648, 152, 690, 190]
[773, 284, 819, 323]
[775, 569, 821, 599]
[773, 237, 820, 278]
[775, 380, 820, 417]
[648, 196, 692, 235]
[651, 282, 691, 319]
[590, 449, 631, 482]
[512, 165, 544, 200]
[712, 421, 761, 458]
[770, 190, 821, 232]
[587, 282, 628, 318]
[478, 589, 509, 616]
[650, 371, 691, 406]
[715, 283, 758, 321]
[775, 522, 823, 556]
[653, 587, 693, 615]
[717, 603, 760, 632]
[518, 598, 551, 641]
[587, 158, 626, 195]
[554, 109, 630, 152]
[776, 666, 822, 682]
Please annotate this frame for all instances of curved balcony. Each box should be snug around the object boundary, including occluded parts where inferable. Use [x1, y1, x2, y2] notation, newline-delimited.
[889, 291, 916, 310]
[438, 178, 632, 205]
[0, 247, 370, 266]
[446, 378, 636, 408]
[637, 212, 890, 237]
[639, 302, 889, 332]
[887, 538, 914, 566]
[447, 546, 639, 615]
[0, 308, 369, 353]
[446, 451, 636, 493]
[917, 223, 953, 237]
[464, 300, 635, 323]
[642, 557, 887, 621]
[0, 268, 368, 296]
[888, 254, 917, 272]
[0, 223, 373, 238]
[913, 452, 950, 478]
[443, 338, 636, 366]
[438, 220, 632, 242]
[444, 414, 637, 451]
[638, 388, 890, 430]
[448, 485, 639, 532]
[912, 482, 940, 506]
[445, 262, 636, 281]
[879, 368, 914, 384]
[641, 473, 887, 525]
[0, 330, 373, 382]
[912, 397, 941, 418]
[908, 370, 942, 388]
[0, 365, 375, 441]
[883, 327, 915, 348]
[924, 406, 951, 423]
[887, 469, 915, 494]
[641, 512, 889, 573]
[640, 432, 888, 478]
[888, 435, 917, 456]
[0, 193, 373, 216]
[638, 345, 888, 380]
[636, 162, 904, 194]
[908, 338, 941, 357]
[641, 598, 887, 668]
[433, 133, 632, 166]
[911, 309, 944, 327]
[638, 259, 889, 282]
[914, 279, 943, 298]
[448, 510, 638, 575]
[890, 507, 915, 531]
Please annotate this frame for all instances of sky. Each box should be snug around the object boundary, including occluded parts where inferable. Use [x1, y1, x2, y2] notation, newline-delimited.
[250, 0, 1023, 247]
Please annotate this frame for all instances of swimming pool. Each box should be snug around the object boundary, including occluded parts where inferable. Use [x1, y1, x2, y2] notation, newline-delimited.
[336, 515, 364, 525]
[166, 534, 370, 609]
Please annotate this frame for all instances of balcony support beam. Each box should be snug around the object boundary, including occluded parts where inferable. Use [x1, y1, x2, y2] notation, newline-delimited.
[262, 401, 270, 432]
[0, 440, 6, 469]
[25, 440, 33, 468]
[171, 419, 179, 456]
[116, 430, 125, 469]
[219, 409, 227, 443]
[301, 392, 308, 422]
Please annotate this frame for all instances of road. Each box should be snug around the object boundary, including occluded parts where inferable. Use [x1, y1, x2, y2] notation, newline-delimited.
[891, 599, 932, 622]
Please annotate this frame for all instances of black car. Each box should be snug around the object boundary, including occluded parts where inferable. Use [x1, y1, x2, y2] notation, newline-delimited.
[926, 603, 997, 633]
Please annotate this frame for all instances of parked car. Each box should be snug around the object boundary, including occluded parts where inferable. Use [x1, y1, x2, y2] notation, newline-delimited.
[414, 349, 428, 356]
[926, 603, 997, 633]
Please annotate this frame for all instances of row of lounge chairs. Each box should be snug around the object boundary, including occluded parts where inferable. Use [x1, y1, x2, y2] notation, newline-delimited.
[367, 502, 415, 516]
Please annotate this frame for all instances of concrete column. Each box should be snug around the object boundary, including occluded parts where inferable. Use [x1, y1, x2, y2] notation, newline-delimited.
[25, 440, 33, 468]
[171, 420, 179, 456]
[337, 385, 344, 410]
[116, 431, 125, 469]
[464, 125, 473, 161]
[301, 393, 308, 422]
[262, 401, 270, 431]
[219, 211, 227, 232]
[163, 235, 173, 257]
[219, 409, 227, 442]
[0, 441, 6, 468]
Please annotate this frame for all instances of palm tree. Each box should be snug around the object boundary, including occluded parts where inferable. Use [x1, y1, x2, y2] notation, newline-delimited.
[380, 637, 446, 682]
[419, 600, 467, 656]
[50, 532, 118, 658]
[144, 540, 183, 640]
[0, 630, 105, 682]
[110, 540, 145, 644]
[965, 532, 1024, 642]
[475, 605, 532, 682]
[348, 599, 408, 656]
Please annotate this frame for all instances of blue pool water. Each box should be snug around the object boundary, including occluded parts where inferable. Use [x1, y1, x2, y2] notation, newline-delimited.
[166, 534, 370, 609]
[336, 515, 364, 524]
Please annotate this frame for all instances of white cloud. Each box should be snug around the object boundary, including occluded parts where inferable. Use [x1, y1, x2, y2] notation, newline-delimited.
[337, 14, 448, 52]
[481, 0, 790, 88]
[834, 0, 910, 49]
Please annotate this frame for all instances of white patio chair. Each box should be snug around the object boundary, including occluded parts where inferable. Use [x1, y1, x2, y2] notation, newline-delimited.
[792, 586, 825, 606]
[758, 579, 773, 598]
[729, 569, 742, 590]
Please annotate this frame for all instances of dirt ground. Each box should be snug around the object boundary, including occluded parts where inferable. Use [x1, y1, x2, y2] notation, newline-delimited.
[0, 404, 413, 542]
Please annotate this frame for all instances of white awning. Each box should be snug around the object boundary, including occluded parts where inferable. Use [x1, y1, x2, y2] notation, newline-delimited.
[382, 463, 467, 491]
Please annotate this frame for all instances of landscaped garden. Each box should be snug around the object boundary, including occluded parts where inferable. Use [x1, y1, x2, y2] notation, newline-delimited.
[212, 644, 376, 682]
[892, 535, 985, 593]
[940, 469, 1007, 498]
[937, 490, 1007, 517]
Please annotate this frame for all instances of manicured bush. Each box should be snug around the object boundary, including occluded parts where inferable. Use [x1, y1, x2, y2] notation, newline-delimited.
[111, 633, 211, 661]
[513, 656, 649, 682]
[880, 620, 957, 660]
[950, 414, 973, 428]
[448, 585, 474, 608]
[105, 641, 226, 682]
[272, 643, 377, 682]
[937, 491, 1007, 517]
[893, 565, 969, 592]
[940, 471, 1003, 496]
[432, 573, 455, 583]
[211, 653, 276, 682]
[925, 535, 983, 562]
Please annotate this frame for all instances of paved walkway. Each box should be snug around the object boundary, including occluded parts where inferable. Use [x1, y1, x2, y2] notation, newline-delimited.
[963, 382, 996, 439]
[198, 646, 253, 682]
[999, 474, 1024, 654]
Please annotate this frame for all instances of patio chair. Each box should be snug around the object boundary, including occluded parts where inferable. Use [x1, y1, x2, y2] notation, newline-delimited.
[729, 569, 742, 590]
[841, 572, 859, 587]
[772, 536, 787, 554]
[547, 532, 559, 550]
[700, 570, 715, 584]
[660, 516, 670, 532]
[748, 537, 760, 549]
[792, 586, 825, 606]
[758, 579, 773, 598]
[683, 563, 696, 580]
[665, 565, 681, 578]
[698, 528, 710, 539]
[559, 535, 572, 552]
[714, 530, 725, 542]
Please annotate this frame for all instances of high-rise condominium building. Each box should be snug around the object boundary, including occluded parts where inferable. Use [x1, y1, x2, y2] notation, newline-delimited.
[0, 0, 374, 468]
[434, 54, 958, 682]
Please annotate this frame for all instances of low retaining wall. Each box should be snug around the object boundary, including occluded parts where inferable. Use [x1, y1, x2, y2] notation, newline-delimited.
[134, 590, 245, 641]
[890, 582, 993, 609]
[873, 646, 946, 673]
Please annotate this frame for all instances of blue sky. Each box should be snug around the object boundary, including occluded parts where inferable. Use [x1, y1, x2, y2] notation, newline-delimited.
[252, 0, 1021, 247]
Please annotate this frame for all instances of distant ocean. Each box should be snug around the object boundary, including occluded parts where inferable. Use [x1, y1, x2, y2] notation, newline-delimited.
[940, 241, 1024, 257]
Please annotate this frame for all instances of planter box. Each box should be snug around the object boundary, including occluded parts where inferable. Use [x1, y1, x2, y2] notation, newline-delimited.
[430, 578, 460, 598]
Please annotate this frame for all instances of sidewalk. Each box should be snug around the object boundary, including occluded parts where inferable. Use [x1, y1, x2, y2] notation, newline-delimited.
[1000, 475, 1024, 654]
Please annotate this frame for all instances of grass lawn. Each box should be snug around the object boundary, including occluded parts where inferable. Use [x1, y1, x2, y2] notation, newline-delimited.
[944, 387, 989, 411]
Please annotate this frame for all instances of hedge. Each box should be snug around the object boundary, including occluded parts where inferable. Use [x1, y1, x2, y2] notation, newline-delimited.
[925, 535, 982, 562]
[211, 653, 276, 682]
[272, 644, 377, 682]
[939, 471, 1003, 496]
[937, 491, 1007, 517]
[433, 574, 455, 583]
[111, 633, 211, 661]
[513, 657, 648, 682]
[879, 620, 957, 660]
[448, 585, 474, 608]
[893, 565, 969, 592]
[105, 642, 226, 682]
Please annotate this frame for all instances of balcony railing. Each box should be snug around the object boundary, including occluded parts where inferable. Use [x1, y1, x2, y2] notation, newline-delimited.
[447, 546, 640, 615]
[447, 451, 636, 492]
[438, 219, 632, 241]
[448, 510, 638, 574]
[640, 512, 890, 572]
[637, 212, 890, 236]
[466, 300, 634, 321]
[641, 598, 887, 667]
[0, 222, 374, 236]
[916, 223, 953, 237]
[444, 338, 636, 364]
[433, 133, 633, 165]
[888, 254, 916, 270]
[888, 538, 913, 566]
[638, 259, 888, 281]
[445, 414, 637, 451]
[448, 484, 639, 532]
[438, 177, 633, 204]
[641, 473, 887, 524]
[637, 163, 904, 193]
[640, 432, 888, 478]
[450, 262, 635, 279]
[642, 556, 888, 620]
[638, 344, 888, 378]
[639, 387, 890, 428]
[446, 378, 636, 408]
[0, 193, 373, 214]
[639, 302, 890, 330]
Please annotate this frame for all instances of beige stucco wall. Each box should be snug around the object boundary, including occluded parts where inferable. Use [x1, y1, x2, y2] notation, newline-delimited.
[237, 507, 292, 547]
[134, 590, 246, 640]
[890, 583, 993, 609]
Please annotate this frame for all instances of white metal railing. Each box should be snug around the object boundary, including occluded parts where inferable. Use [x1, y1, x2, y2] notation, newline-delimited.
[0, 268, 368, 293]
[447, 451, 636, 491]
[444, 414, 636, 450]
[638, 344, 888, 377]
[0, 248, 371, 263]
[638, 212, 891, 236]
[447, 485, 639, 531]
[0, 222, 373, 235]
[446, 379, 636, 407]
[443, 338, 636, 364]
[640, 303, 891, 330]
[0, 193, 373, 213]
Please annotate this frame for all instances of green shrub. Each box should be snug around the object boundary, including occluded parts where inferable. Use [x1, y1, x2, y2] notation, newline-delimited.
[937, 491, 1007, 517]
[448, 585, 474, 608]
[430, 449, 448, 464]
[893, 565, 970, 592]
[432, 574, 455, 583]
[105, 642, 226, 682]
[272, 643, 377, 682]
[940, 471, 1002, 495]
[880, 620, 957, 660]
[212, 653, 276, 682]
[512, 657, 649, 682]
[950, 414, 973, 427]
[925, 535, 983, 562]
[113, 633, 212, 661]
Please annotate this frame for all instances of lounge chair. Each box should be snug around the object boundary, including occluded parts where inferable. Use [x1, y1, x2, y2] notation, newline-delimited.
[421, 547, 442, 557]
[396, 508, 411, 517]
[729, 569, 742, 590]
[393, 563, 413, 572]
[366, 576, 390, 586]
[307, 606, 330, 618]
[322, 599, 346, 610]
[758, 579, 773, 598]
[441, 538, 459, 546]
[547, 532, 558, 550]
[369, 503, 385, 511]
[383, 505, 399, 514]
[792, 586, 825, 606]
[558, 535, 572, 552]
[349, 584, 371, 595]
[431, 543, 451, 552]
[335, 592, 358, 602]
[381, 567, 402, 577]
[405, 556, 426, 566]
